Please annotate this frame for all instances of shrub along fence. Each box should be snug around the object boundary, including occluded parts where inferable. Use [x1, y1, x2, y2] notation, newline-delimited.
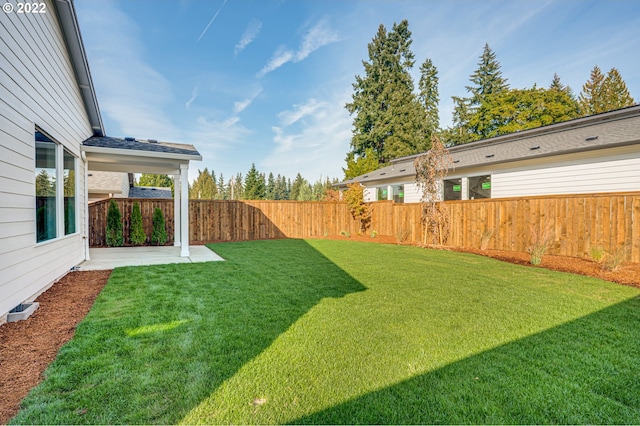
[88, 192, 640, 263]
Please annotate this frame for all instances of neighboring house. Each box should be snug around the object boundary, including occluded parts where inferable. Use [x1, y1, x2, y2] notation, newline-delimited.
[87, 171, 130, 202]
[338, 105, 640, 202]
[0, 0, 201, 323]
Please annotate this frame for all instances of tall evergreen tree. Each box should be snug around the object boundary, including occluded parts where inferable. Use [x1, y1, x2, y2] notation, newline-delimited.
[465, 43, 509, 106]
[189, 168, 217, 199]
[217, 173, 227, 200]
[345, 20, 428, 173]
[266, 172, 276, 200]
[576, 65, 633, 115]
[244, 164, 266, 200]
[549, 73, 576, 99]
[290, 173, 307, 201]
[446, 43, 509, 145]
[418, 57, 440, 136]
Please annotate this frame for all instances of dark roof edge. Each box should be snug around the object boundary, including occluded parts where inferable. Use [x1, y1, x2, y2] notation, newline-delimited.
[390, 104, 640, 164]
[55, 0, 105, 137]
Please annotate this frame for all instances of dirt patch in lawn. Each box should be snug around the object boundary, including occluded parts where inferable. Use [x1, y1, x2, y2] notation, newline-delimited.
[0, 270, 110, 424]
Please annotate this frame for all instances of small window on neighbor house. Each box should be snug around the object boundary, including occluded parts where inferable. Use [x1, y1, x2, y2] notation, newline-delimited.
[35, 131, 57, 242]
[444, 178, 462, 201]
[377, 186, 388, 201]
[63, 149, 76, 235]
[392, 184, 404, 203]
[468, 175, 491, 199]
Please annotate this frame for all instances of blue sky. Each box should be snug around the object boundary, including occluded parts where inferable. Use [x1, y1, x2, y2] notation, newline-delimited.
[75, 0, 640, 184]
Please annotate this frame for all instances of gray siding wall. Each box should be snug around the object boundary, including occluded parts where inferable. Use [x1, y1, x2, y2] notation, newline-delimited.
[0, 0, 93, 320]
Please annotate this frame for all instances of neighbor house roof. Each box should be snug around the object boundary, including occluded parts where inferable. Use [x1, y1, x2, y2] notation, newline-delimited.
[129, 186, 172, 198]
[337, 104, 640, 188]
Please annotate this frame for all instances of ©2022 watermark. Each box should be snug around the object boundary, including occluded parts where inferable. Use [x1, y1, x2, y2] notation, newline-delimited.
[2, 2, 47, 14]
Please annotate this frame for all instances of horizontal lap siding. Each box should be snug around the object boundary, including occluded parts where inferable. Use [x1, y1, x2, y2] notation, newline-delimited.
[0, 0, 93, 318]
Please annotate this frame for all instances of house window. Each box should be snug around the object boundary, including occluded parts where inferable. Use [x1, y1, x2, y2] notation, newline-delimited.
[392, 184, 404, 203]
[468, 175, 491, 199]
[443, 178, 462, 201]
[35, 131, 57, 242]
[377, 186, 388, 201]
[64, 149, 76, 235]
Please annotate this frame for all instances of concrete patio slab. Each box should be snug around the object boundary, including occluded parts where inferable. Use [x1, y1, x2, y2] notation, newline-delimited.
[76, 246, 224, 270]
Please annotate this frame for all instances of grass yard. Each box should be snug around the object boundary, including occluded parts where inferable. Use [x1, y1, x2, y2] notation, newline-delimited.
[11, 239, 640, 424]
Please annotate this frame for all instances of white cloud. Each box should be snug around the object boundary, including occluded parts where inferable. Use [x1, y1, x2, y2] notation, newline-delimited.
[277, 98, 327, 127]
[233, 88, 263, 114]
[186, 86, 199, 110]
[235, 19, 262, 56]
[262, 90, 352, 180]
[257, 17, 339, 77]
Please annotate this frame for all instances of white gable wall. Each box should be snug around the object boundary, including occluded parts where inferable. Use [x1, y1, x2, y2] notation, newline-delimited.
[0, 0, 93, 321]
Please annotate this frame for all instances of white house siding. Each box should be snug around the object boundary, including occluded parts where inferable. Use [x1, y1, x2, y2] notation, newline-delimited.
[492, 149, 640, 198]
[363, 187, 376, 203]
[0, 0, 93, 320]
[403, 182, 422, 203]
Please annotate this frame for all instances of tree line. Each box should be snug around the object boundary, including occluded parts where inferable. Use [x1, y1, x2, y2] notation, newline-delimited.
[136, 165, 340, 201]
[344, 20, 636, 178]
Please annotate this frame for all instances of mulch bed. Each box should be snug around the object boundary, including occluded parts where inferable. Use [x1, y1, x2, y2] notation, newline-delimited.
[0, 270, 110, 424]
[0, 239, 638, 424]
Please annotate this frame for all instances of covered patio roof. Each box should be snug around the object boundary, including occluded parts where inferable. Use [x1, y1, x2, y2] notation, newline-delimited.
[82, 136, 201, 174]
[81, 136, 202, 257]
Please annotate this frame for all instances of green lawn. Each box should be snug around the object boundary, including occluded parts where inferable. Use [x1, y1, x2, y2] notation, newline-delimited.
[11, 239, 640, 424]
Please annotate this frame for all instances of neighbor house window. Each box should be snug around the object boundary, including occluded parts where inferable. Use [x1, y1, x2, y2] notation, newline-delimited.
[63, 149, 76, 235]
[377, 186, 388, 201]
[468, 175, 491, 199]
[35, 131, 57, 242]
[392, 184, 404, 203]
[443, 178, 462, 201]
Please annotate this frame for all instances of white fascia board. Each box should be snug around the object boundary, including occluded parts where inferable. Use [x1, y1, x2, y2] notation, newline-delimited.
[81, 145, 202, 162]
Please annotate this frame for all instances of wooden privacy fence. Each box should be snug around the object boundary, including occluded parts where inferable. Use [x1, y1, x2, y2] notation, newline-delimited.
[89, 198, 175, 246]
[88, 193, 640, 263]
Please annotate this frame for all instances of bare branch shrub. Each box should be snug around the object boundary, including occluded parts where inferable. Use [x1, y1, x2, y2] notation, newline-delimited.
[603, 246, 628, 271]
[526, 224, 555, 266]
[414, 136, 453, 245]
[343, 182, 371, 233]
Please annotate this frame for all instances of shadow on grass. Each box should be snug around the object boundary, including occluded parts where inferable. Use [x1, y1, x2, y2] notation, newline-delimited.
[292, 295, 640, 425]
[11, 239, 366, 425]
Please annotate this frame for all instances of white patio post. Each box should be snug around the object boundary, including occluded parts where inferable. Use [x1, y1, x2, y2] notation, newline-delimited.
[173, 172, 181, 247]
[180, 163, 190, 257]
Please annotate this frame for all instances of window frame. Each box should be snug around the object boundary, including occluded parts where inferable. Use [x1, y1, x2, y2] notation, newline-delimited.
[35, 128, 79, 245]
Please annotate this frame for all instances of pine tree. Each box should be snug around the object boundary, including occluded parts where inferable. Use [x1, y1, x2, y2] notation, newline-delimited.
[244, 164, 266, 200]
[345, 20, 428, 172]
[576, 65, 633, 115]
[602, 68, 635, 111]
[549, 73, 575, 99]
[266, 172, 276, 200]
[465, 43, 509, 106]
[578, 65, 606, 116]
[419, 57, 440, 136]
[446, 43, 508, 145]
[217, 173, 227, 199]
[290, 173, 307, 201]
[189, 168, 217, 199]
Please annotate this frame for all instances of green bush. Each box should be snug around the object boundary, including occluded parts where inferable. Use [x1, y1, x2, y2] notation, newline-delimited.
[129, 202, 146, 245]
[106, 199, 124, 247]
[151, 207, 168, 245]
